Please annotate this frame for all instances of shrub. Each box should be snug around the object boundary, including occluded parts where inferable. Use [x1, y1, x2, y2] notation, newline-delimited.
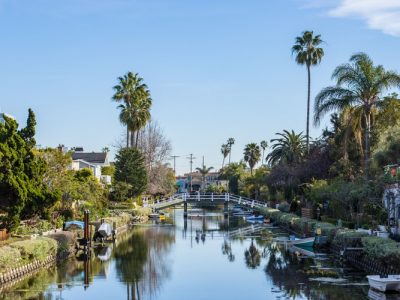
[0, 246, 21, 271]
[332, 230, 368, 248]
[10, 237, 58, 262]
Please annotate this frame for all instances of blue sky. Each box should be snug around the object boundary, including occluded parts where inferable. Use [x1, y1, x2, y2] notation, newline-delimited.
[0, 0, 399, 175]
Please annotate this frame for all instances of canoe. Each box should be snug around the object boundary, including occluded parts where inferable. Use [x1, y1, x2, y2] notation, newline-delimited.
[367, 275, 400, 292]
[289, 237, 315, 248]
[98, 222, 112, 238]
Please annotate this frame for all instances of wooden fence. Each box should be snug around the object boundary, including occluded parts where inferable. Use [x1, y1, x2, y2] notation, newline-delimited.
[0, 229, 9, 241]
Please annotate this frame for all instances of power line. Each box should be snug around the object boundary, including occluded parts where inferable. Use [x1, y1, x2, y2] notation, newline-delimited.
[186, 154, 195, 192]
[170, 155, 180, 174]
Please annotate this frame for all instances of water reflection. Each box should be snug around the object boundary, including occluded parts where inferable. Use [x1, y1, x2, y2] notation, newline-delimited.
[0, 208, 376, 300]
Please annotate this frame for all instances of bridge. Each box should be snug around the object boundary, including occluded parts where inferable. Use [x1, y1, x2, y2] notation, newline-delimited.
[147, 193, 268, 217]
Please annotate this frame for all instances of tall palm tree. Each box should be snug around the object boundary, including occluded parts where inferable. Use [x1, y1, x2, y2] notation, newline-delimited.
[243, 143, 261, 175]
[112, 72, 152, 148]
[221, 144, 230, 168]
[195, 165, 214, 191]
[314, 53, 400, 177]
[292, 31, 324, 154]
[266, 130, 306, 166]
[260, 140, 268, 165]
[227, 138, 235, 164]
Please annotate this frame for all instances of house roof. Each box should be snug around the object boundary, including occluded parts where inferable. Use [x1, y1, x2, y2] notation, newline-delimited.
[71, 152, 107, 164]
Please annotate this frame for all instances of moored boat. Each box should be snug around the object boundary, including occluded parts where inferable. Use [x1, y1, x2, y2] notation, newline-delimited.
[245, 215, 264, 221]
[98, 222, 112, 238]
[288, 236, 315, 248]
[367, 275, 400, 293]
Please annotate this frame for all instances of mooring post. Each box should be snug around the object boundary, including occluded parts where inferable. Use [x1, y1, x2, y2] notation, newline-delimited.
[184, 202, 188, 218]
[224, 202, 229, 218]
[83, 210, 90, 250]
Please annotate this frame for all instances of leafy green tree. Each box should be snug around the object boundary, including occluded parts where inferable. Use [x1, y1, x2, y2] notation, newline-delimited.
[219, 162, 247, 194]
[244, 143, 261, 175]
[266, 130, 306, 166]
[292, 31, 324, 153]
[227, 137, 235, 164]
[260, 140, 268, 164]
[0, 111, 58, 230]
[221, 144, 230, 168]
[114, 147, 148, 199]
[314, 53, 400, 177]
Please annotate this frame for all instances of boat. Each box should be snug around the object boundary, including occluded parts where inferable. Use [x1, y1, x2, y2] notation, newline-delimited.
[233, 210, 253, 216]
[245, 215, 264, 221]
[149, 213, 160, 219]
[63, 220, 85, 230]
[98, 222, 113, 238]
[367, 275, 400, 292]
[288, 236, 315, 248]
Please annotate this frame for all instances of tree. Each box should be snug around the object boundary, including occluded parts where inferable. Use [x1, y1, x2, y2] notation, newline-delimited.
[227, 138, 235, 164]
[292, 31, 324, 153]
[314, 53, 400, 177]
[112, 72, 152, 148]
[219, 162, 247, 194]
[195, 165, 214, 191]
[114, 147, 148, 199]
[266, 130, 306, 166]
[243, 143, 261, 175]
[0, 111, 59, 230]
[221, 144, 230, 168]
[260, 140, 268, 164]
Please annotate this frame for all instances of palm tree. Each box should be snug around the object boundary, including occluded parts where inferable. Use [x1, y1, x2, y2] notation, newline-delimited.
[195, 165, 214, 191]
[243, 143, 261, 175]
[292, 31, 324, 154]
[266, 130, 306, 166]
[314, 53, 400, 176]
[221, 144, 230, 168]
[227, 138, 235, 164]
[112, 72, 152, 148]
[260, 140, 268, 165]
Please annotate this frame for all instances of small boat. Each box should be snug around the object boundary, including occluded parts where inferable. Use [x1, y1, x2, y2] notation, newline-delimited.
[63, 220, 85, 230]
[98, 222, 112, 238]
[149, 213, 160, 219]
[233, 210, 253, 216]
[288, 236, 315, 248]
[367, 275, 400, 292]
[159, 212, 166, 221]
[245, 215, 264, 221]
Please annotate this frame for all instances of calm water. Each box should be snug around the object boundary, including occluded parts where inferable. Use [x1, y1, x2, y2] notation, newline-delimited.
[0, 208, 388, 300]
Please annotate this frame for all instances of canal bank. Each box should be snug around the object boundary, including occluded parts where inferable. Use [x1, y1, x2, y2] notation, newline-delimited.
[256, 207, 400, 276]
[0, 210, 149, 290]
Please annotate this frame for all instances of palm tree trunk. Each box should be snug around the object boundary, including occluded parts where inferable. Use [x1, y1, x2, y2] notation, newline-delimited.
[135, 130, 140, 148]
[131, 131, 137, 148]
[222, 157, 225, 169]
[228, 151, 231, 165]
[262, 149, 265, 165]
[306, 64, 311, 154]
[127, 126, 130, 148]
[364, 112, 371, 179]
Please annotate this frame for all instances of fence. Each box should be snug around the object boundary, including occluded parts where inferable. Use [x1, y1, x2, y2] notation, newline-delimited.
[0, 229, 8, 241]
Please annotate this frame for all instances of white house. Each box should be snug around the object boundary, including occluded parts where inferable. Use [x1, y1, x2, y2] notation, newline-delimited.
[70, 151, 111, 184]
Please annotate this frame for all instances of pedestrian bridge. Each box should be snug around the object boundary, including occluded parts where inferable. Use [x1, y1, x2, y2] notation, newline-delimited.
[147, 193, 268, 211]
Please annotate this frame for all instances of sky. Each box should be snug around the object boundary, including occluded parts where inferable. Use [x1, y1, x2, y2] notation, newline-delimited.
[0, 0, 399, 175]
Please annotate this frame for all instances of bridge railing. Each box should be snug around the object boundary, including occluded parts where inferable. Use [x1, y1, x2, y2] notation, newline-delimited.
[147, 193, 268, 210]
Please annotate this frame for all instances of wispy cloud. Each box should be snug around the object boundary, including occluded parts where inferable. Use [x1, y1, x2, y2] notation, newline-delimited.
[302, 0, 400, 37]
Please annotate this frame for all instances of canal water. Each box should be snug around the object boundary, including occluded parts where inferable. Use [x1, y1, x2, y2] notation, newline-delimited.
[0, 208, 388, 300]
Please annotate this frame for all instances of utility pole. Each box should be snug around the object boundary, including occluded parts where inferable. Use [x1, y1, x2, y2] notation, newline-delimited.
[171, 155, 180, 174]
[187, 154, 195, 192]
